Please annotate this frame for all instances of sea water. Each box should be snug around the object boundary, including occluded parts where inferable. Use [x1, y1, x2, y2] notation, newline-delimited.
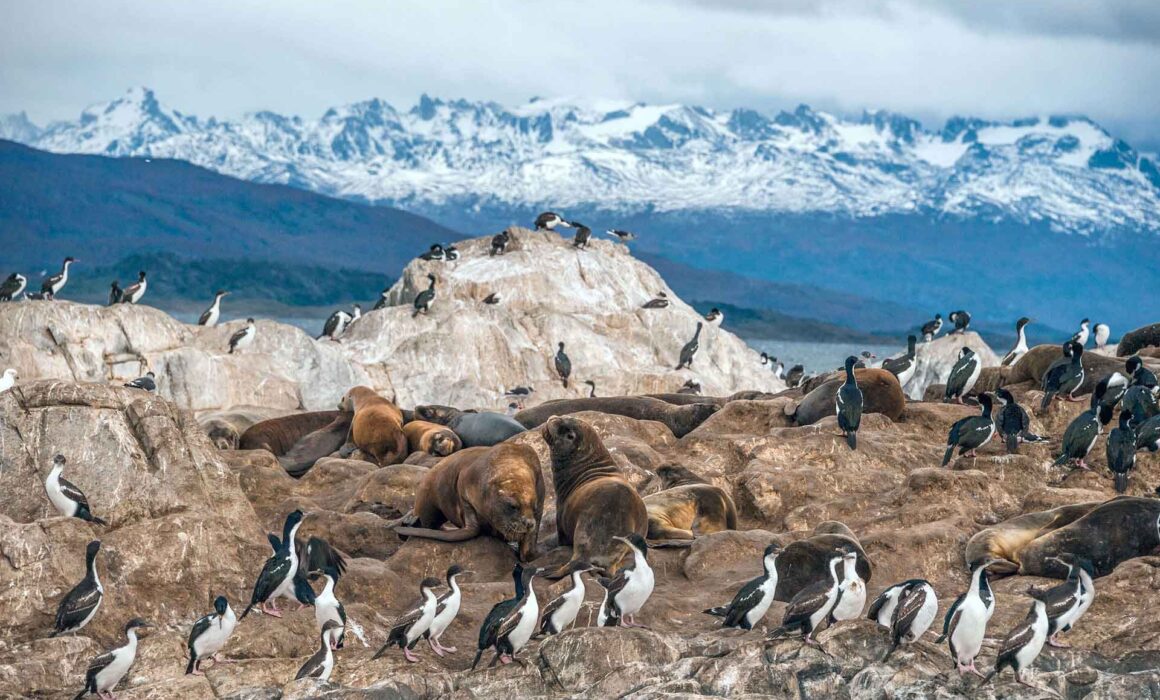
[750, 339, 903, 375]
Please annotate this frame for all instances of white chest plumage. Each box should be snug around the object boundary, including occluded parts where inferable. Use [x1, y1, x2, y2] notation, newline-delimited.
[508, 588, 539, 653]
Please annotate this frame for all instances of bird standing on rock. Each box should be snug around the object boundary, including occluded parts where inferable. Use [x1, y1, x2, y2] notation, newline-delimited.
[472, 564, 542, 668]
[705, 308, 724, 326]
[937, 559, 999, 677]
[1094, 372, 1129, 425]
[555, 342, 571, 388]
[941, 393, 996, 466]
[994, 388, 1044, 454]
[678, 379, 701, 395]
[1025, 554, 1088, 649]
[534, 212, 570, 231]
[124, 372, 156, 392]
[53, 540, 104, 636]
[107, 281, 123, 306]
[1071, 318, 1091, 346]
[229, 318, 256, 354]
[444, 244, 460, 261]
[949, 310, 972, 334]
[537, 560, 592, 637]
[318, 309, 352, 339]
[0, 272, 26, 301]
[1127, 355, 1158, 390]
[1001, 317, 1032, 366]
[374, 576, 442, 663]
[45, 455, 108, 525]
[597, 534, 655, 628]
[490, 230, 510, 256]
[944, 347, 981, 403]
[675, 322, 702, 370]
[73, 618, 151, 699]
[1094, 322, 1111, 350]
[767, 550, 848, 650]
[312, 566, 347, 650]
[830, 544, 867, 622]
[373, 287, 390, 311]
[186, 596, 237, 675]
[1107, 410, 1137, 493]
[412, 274, 436, 318]
[198, 290, 229, 327]
[120, 271, 147, 304]
[1053, 388, 1102, 470]
[1138, 415, 1160, 452]
[482, 292, 500, 305]
[419, 243, 445, 261]
[882, 336, 917, 387]
[0, 368, 17, 393]
[570, 221, 592, 249]
[426, 565, 469, 656]
[1040, 341, 1085, 410]
[881, 579, 939, 661]
[836, 356, 863, 450]
[980, 590, 1051, 694]
[704, 542, 782, 630]
[921, 313, 943, 341]
[41, 256, 76, 299]
[241, 509, 304, 619]
[296, 621, 342, 681]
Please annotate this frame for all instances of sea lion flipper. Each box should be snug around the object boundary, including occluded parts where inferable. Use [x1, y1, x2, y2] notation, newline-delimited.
[393, 522, 482, 543]
[646, 524, 695, 540]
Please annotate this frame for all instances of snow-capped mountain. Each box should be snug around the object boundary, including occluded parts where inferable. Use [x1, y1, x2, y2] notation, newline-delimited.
[5, 87, 1159, 233]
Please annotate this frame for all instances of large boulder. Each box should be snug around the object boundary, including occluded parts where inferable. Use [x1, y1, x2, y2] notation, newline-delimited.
[901, 331, 999, 400]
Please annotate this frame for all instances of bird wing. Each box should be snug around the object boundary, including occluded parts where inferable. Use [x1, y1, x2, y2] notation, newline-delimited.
[188, 613, 216, 648]
[298, 537, 347, 578]
[389, 603, 425, 633]
[56, 476, 92, 510]
[1039, 581, 1080, 620]
[85, 649, 116, 677]
[866, 586, 896, 621]
[783, 580, 829, 625]
[496, 599, 531, 640]
[250, 554, 292, 604]
[478, 599, 518, 648]
[228, 328, 247, 347]
[891, 585, 928, 637]
[56, 581, 101, 630]
[941, 592, 965, 637]
[266, 533, 281, 552]
[946, 357, 974, 390]
[198, 308, 212, 325]
[539, 593, 567, 626]
[295, 649, 326, 680]
[999, 608, 1037, 657]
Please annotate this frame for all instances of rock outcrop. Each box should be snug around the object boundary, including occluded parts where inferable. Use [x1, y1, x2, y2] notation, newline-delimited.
[900, 330, 1000, 400]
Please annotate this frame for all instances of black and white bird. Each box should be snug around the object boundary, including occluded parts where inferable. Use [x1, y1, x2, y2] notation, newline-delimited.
[426, 565, 469, 656]
[1001, 317, 1032, 367]
[1107, 410, 1137, 493]
[41, 256, 77, 299]
[120, 271, 147, 304]
[1036, 555, 1095, 647]
[555, 342, 571, 389]
[642, 292, 670, 309]
[604, 229, 636, 242]
[1071, 318, 1091, 346]
[852, 350, 878, 369]
[262, 534, 313, 608]
[311, 566, 347, 650]
[704, 542, 782, 630]
[1127, 355, 1158, 390]
[920, 313, 943, 341]
[490, 230, 511, 256]
[1053, 389, 1103, 470]
[482, 292, 500, 305]
[677, 379, 702, 395]
[1124, 386, 1160, 428]
[124, 371, 156, 392]
[373, 287, 390, 311]
[296, 621, 342, 682]
[597, 534, 655, 628]
[0, 272, 26, 301]
[186, 596, 238, 675]
[705, 307, 724, 326]
[412, 274, 436, 318]
[943, 347, 981, 403]
[570, 221, 592, 249]
[1094, 371, 1129, 425]
[319, 309, 353, 339]
[537, 560, 592, 637]
[882, 335, 918, 387]
[1040, 341, 1085, 410]
[881, 579, 939, 661]
[373, 576, 442, 663]
[534, 212, 571, 230]
[45, 455, 107, 525]
[774, 359, 786, 380]
[1093, 322, 1111, 350]
[867, 581, 917, 630]
[350, 304, 361, 323]
[1138, 414, 1160, 453]
[229, 318, 256, 354]
[73, 618, 151, 699]
[675, 322, 703, 371]
[583, 379, 597, 398]
[444, 244, 460, 261]
[198, 290, 230, 327]
[994, 388, 1045, 454]
[981, 590, 1051, 694]
[419, 243, 446, 261]
[830, 544, 867, 622]
[53, 540, 104, 636]
[767, 550, 849, 649]
[0, 368, 18, 393]
[785, 365, 805, 388]
[941, 393, 996, 466]
[107, 281, 123, 306]
[504, 386, 535, 398]
[471, 564, 542, 669]
[836, 356, 863, 450]
[937, 559, 999, 677]
[949, 310, 972, 334]
[241, 510, 305, 619]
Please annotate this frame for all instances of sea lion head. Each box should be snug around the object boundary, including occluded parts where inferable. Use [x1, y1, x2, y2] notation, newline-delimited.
[338, 385, 376, 412]
[414, 404, 461, 426]
[430, 429, 462, 457]
[541, 415, 601, 462]
[655, 463, 707, 488]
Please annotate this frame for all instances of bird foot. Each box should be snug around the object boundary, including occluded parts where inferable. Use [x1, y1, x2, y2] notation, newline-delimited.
[212, 653, 235, 665]
[1047, 636, 1071, 649]
[441, 644, 457, 653]
[499, 654, 513, 665]
[261, 602, 283, 618]
[403, 648, 419, 663]
[428, 639, 446, 657]
[969, 663, 986, 679]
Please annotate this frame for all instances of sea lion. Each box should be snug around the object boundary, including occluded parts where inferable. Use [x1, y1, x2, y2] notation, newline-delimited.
[1118, 323, 1160, 357]
[516, 396, 718, 439]
[1007, 344, 1128, 395]
[654, 463, 709, 488]
[969, 498, 1160, 579]
[541, 416, 648, 578]
[403, 420, 462, 457]
[413, 405, 526, 447]
[774, 521, 872, 602]
[239, 411, 346, 455]
[643, 484, 737, 539]
[392, 443, 545, 560]
[278, 411, 354, 477]
[340, 386, 408, 466]
[787, 369, 905, 426]
[643, 393, 727, 407]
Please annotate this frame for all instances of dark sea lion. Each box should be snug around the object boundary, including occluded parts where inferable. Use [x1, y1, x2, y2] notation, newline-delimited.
[402, 452, 443, 468]
[240, 411, 345, 455]
[516, 396, 718, 438]
[654, 463, 709, 488]
[541, 416, 648, 578]
[414, 404, 526, 447]
[393, 443, 545, 560]
[403, 420, 462, 457]
[643, 484, 737, 539]
[643, 393, 727, 407]
[775, 522, 872, 602]
[787, 368, 904, 426]
[964, 502, 1101, 576]
[1118, 323, 1160, 357]
[277, 411, 354, 477]
[1016, 497, 1160, 578]
[340, 386, 408, 466]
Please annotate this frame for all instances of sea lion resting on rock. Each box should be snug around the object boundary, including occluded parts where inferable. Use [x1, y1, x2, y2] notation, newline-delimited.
[340, 386, 408, 466]
[643, 483, 737, 540]
[393, 443, 545, 560]
[277, 411, 354, 477]
[966, 497, 1160, 578]
[541, 416, 648, 578]
[786, 368, 905, 426]
[239, 411, 345, 455]
[775, 521, 872, 602]
[414, 405, 526, 447]
[654, 463, 709, 488]
[517, 396, 718, 439]
[1118, 323, 1160, 358]
[403, 420, 462, 457]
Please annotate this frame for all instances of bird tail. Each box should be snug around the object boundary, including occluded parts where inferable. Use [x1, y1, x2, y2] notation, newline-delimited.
[73, 687, 89, 700]
[371, 643, 390, 661]
[1040, 392, 1053, 411]
[561, 378, 568, 389]
[185, 656, 197, 675]
[979, 669, 997, 687]
[703, 606, 728, 618]
[470, 648, 484, 670]
[1052, 452, 1069, 467]
[90, 515, 108, 526]
[239, 603, 255, 620]
[846, 431, 857, 450]
[941, 444, 955, 467]
[1005, 432, 1018, 455]
[1115, 471, 1129, 494]
[881, 640, 900, 662]
[934, 632, 947, 644]
[229, 347, 235, 354]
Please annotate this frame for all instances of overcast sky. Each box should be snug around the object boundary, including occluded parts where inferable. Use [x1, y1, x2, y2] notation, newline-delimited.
[3, 0, 1158, 147]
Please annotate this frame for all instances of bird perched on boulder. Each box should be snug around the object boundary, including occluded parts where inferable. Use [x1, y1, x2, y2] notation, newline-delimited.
[186, 596, 237, 675]
[45, 455, 108, 525]
[412, 274, 436, 318]
[41, 256, 76, 299]
[1107, 410, 1137, 493]
[642, 292, 669, 309]
[1001, 317, 1032, 366]
[124, 372, 156, 392]
[942, 393, 995, 466]
[419, 243, 445, 261]
[882, 336, 917, 387]
[676, 322, 703, 370]
[605, 229, 636, 242]
[1040, 341, 1085, 410]
[120, 271, 147, 304]
[107, 281, 123, 306]
[785, 365, 805, 388]
[570, 221, 592, 249]
[980, 589, 1052, 694]
[1094, 371, 1129, 425]
[198, 290, 229, 327]
[444, 244, 460, 261]
[0, 272, 26, 301]
[554, 342, 571, 388]
[937, 560, 999, 677]
[373, 287, 390, 311]
[0, 368, 16, 393]
[373, 576, 442, 663]
[920, 313, 943, 341]
[472, 564, 542, 668]
[994, 388, 1044, 454]
[1127, 355, 1157, 390]
[830, 543, 867, 622]
[425, 565, 469, 656]
[534, 212, 570, 230]
[881, 579, 939, 661]
[836, 356, 863, 450]
[1053, 388, 1103, 470]
[1138, 415, 1160, 453]
[678, 379, 701, 395]
[767, 549, 849, 650]
[311, 566, 347, 650]
[319, 309, 352, 339]
[704, 542, 782, 630]
[74, 618, 151, 698]
[490, 230, 511, 256]
[1071, 318, 1091, 346]
[482, 292, 500, 304]
[944, 347, 981, 403]
[705, 308, 724, 326]
[537, 561, 592, 637]
[53, 540, 104, 636]
[229, 319, 256, 354]
[597, 534, 655, 628]
[296, 621, 342, 681]
[241, 510, 304, 619]
[949, 310, 971, 334]
[1093, 322, 1111, 350]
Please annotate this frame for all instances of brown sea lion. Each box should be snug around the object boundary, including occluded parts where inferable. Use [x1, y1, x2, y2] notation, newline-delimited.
[403, 420, 462, 457]
[413, 405, 526, 447]
[239, 410, 345, 455]
[541, 416, 648, 578]
[517, 396, 718, 438]
[963, 501, 1100, 576]
[1007, 344, 1129, 395]
[654, 463, 709, 488]
[643, 484, 737, 539]
[278, 411, 354, 477]
[774, 521, 872, 602]
[1118, 323, 1160, 357]
[340, 386, 408, 466]
[392, 443, 545, 560]
[787, 368, 905, 426]
[643, 393, 727, 407]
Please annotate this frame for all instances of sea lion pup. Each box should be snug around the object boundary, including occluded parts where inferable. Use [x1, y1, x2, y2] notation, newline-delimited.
[278, 411, 355, 477]
[774, 522, 872, 602]
[414, 404, 526, 447]
[392, 444, 545, 561]
[339, 386, 408, 466]
[643, 483, 737, 539]
[541, 416, 649, 578]
[403, 420, 462, 457]
[515, 396, 718, 438]
[240, 411, 345, 455]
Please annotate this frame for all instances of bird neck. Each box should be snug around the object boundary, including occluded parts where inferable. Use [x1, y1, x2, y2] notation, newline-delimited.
[282, 520, 301, 553]
[125, 629, 138, 648]
[763, 554, 779, 577]
[569, 570, 585, 591]
[48, 464, 63, 481]
[447, 575, 460, 597]
[844, 365, 855, 382]
[321, 575, 335, 597]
